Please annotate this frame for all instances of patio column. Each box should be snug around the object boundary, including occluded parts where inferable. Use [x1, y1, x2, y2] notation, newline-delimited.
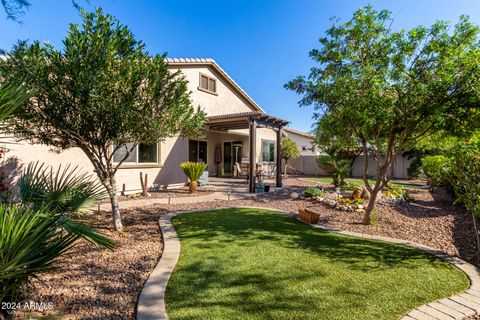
[249, 119, 257, 193]
[276, 127, 282, 187]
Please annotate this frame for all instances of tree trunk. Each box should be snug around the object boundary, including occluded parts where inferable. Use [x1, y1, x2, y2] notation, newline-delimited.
[107, 175, 123, 231]
[363, 189, 379, 225]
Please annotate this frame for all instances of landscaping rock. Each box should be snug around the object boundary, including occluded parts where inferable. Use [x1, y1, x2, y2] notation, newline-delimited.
[289, 192, 299, 199]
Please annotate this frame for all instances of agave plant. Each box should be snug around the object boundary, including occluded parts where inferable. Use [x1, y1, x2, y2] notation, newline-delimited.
[180, 162, 207, 193]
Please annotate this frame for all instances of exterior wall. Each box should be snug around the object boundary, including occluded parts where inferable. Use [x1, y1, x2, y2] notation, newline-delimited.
[168, 65, 256, 116]
[283, 130, 318, 156]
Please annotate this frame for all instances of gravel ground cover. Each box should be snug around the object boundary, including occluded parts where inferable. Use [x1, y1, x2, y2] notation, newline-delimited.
[16, 177, 478, 319]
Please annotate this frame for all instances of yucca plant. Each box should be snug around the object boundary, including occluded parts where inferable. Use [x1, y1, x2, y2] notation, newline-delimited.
[180, 162, 207, 193]
[0, 205, 79, 315]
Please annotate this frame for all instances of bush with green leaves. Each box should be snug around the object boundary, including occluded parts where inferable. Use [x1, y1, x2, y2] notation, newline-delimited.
[316, 150, 351, 187]
[304, 187, 325, 198]
[421, 155, 451, 190]
[0, 163, 115, 310]
[180, 162, 207, 182]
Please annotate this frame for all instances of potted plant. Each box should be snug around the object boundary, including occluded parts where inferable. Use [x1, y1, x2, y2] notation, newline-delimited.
[298, 208, 320, 224]
[180, 162, 207, 193]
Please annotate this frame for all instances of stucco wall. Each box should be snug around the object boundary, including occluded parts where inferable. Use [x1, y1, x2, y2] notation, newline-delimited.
[284, 130, 318, 156]
[168, 65, 256, 116]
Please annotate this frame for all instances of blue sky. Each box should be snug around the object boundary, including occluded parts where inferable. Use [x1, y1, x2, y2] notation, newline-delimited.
[2, 0, 480, 132]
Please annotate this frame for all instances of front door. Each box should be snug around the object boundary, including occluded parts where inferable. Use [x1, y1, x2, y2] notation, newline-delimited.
[223, 142, 232, 175]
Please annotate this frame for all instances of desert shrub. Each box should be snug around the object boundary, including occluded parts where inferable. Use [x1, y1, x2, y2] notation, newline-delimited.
[384, 183, 414, 203]
[304, 187, 324, 198]
[421, 155, 451, 190]
[447, 142, 480, 218]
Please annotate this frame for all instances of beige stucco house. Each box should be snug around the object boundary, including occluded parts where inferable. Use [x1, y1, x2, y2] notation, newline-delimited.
[5, 58, 300, 193]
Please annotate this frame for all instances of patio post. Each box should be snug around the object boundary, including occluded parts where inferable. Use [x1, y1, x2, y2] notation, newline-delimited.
[249, 119, 257, 193]
[276, 127, 282, 187]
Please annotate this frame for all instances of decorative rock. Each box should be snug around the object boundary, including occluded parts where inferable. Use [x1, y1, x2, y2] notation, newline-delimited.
[289, 192, 299, 199]
[352, 187, 364, 199]
[357, 204, 364, 209]
[362, 187, 371, 200]
[355, 209, 365, 213]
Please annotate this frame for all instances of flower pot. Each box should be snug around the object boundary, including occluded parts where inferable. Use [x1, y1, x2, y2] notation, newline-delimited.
[298, 209, 320, 224]
[264, 185, 270, 192]
[189, 180, 198, 193]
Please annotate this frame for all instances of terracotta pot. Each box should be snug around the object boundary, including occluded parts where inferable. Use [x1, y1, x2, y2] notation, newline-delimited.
[298, 209, 320, 224]
[189, 180, 198, 193]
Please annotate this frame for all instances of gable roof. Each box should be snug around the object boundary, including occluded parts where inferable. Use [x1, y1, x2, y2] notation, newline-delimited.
[283, 127, 314, 139]
[165, 58, 264, 113]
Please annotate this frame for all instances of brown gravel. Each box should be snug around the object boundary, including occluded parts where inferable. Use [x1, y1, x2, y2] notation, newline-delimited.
[15, 176, 478, 319]
[14, 207, 164, 320]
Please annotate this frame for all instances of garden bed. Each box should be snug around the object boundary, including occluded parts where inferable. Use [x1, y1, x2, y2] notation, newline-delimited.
[14, 207, 164, 319]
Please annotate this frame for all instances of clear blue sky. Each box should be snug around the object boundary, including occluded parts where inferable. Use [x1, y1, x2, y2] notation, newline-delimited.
[2, 0, 480, 132]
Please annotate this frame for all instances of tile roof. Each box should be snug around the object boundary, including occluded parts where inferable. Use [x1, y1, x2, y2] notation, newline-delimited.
[283, 127, 314, 138]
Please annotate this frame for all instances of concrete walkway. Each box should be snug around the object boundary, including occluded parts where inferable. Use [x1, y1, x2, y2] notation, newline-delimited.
[98, 187, 259, 211]
[136, 206, 480, 320]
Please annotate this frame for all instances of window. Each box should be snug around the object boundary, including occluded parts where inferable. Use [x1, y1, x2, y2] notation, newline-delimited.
[189, 140, 208, 163]
[261, 140, 275, 162]
[199, 73, 217, 94]
[113, 142, 158, 163]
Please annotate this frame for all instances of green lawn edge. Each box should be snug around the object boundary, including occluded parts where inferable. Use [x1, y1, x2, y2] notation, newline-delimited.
[165, 208, 468, 320]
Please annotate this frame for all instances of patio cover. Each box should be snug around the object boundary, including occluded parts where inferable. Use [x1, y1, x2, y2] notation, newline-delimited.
[207, 112, 289, 192]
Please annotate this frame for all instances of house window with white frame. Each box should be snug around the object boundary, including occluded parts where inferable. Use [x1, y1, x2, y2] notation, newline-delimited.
[113, 142, 158, 163]
[261, 140, 275, 162]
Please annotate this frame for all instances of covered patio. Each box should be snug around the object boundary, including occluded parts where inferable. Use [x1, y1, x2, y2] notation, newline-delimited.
[207, 112, 289, 193]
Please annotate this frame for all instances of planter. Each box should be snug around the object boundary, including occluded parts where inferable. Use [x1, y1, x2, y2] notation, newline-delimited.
[298, 209, 320, 224]
[255, 183, 265, 193]
[189, 180, 198, 193]
[264, 185, 270, 192]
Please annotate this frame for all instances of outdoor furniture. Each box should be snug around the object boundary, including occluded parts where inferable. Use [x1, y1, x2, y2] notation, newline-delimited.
[235, 162, 249, 182]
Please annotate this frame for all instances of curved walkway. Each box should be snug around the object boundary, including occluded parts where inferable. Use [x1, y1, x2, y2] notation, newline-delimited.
[136, 207, 480, 320]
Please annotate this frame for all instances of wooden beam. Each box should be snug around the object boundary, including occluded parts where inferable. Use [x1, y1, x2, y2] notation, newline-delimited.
[249, 119, 257, 193]
[276, 127, 282, 188]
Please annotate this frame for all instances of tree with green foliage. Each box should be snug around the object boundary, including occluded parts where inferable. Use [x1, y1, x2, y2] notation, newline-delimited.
[0, 8, 206, 230]
[281, 137, 301, 175]
[286, 5, 480, 224]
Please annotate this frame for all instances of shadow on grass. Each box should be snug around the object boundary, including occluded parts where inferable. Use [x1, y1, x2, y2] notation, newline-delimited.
[172, 208, 441, 271]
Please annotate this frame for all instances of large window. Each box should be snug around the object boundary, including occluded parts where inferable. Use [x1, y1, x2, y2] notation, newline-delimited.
[261, 140, 275, 162]
[113, 142, 158, 163]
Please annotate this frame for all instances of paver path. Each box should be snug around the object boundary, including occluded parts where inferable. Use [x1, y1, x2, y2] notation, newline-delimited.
[136, 206, 480, 320]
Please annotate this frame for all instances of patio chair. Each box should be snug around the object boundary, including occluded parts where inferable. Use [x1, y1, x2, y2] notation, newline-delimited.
[235, 162, 249, 183]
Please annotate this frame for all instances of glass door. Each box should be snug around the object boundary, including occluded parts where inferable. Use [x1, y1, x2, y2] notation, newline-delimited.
[223, 142, 232, 175]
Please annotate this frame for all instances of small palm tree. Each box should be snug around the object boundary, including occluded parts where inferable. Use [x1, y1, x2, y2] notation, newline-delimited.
[180, 162, 207, 193]
[317, 145, 351, 187]
[0, 163, 115, 311]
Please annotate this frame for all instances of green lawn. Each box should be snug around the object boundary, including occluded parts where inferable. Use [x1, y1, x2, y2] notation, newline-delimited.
[165, 208, 467, 320]
[304, 177, 425, 188]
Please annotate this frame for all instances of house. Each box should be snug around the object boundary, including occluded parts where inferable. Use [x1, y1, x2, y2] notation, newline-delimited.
[5, 58, 297, 193]
[283, 127, 318, 157]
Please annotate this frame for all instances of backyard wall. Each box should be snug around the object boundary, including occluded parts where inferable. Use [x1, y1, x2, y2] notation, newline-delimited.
[351, 155, 413, 180]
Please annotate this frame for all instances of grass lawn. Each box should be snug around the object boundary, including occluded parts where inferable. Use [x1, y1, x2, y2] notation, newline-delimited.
[165, 208, 468, 320]
[304, 177, 424, 188]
